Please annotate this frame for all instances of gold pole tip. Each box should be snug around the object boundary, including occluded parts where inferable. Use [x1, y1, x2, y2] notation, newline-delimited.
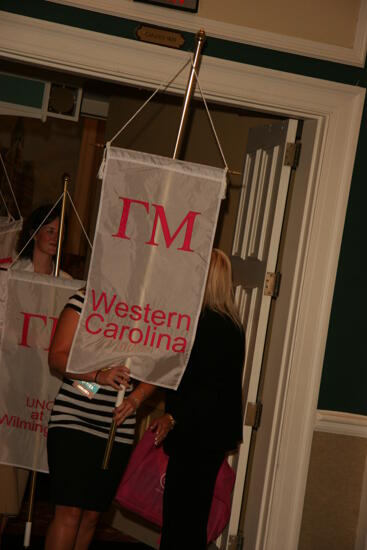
[62, 173, 71, 184]
[196, 29, 206, 41]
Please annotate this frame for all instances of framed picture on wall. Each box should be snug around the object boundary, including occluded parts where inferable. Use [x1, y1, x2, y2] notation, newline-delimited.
[134, 0, 199, 13]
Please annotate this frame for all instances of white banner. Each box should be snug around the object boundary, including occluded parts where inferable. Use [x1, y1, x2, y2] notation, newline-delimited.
[0, 217, 22, 266]
[0, 271, 84, 472]
[67, 147, 226, 389]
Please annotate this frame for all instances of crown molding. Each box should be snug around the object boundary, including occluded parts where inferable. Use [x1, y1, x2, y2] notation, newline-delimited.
[316, 409, 367, 438]
[0, 12, 191, 90]
[48, 0, 367, 66]
[0, 12, 362, 110]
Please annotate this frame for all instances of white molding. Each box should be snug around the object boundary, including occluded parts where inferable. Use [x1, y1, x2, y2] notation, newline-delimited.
[262, 84, 365, 550]
[0, 13, 192, 90]
[48, 0, 367, 66]
[315, 410, 367, 439]
[0, 102, 43, 120]
[0, 12, 365, 550]
[0, 13, 362, 108]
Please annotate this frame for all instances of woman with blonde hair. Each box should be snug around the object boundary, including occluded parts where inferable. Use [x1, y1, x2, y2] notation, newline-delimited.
[151, 248, 245, 550]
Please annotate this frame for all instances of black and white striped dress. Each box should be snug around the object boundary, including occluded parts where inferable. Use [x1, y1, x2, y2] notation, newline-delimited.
[48, 290, 136, 445]
[47, 290, 136, 511]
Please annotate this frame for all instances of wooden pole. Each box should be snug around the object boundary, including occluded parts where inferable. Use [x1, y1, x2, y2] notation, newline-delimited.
[101, 30, 206, 470]
[173, 29, 206, 160]
[55, 174, 69, 276]
[23, 174, 70, 547]
[23, 470, 37, 547]
[101, 389, 125, 470]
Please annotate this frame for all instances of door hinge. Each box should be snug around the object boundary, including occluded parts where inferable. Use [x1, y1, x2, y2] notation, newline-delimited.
[284, 141, 302, 169]
[228, 533, 245, 550]
[264, 271, 281, 298]
[245, 401, 263, 430]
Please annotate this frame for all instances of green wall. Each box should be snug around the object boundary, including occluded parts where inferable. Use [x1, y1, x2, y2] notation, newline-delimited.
[0, 73, 46, 108]
[1, 0, 366, 413]
[318, 100, 367, 415]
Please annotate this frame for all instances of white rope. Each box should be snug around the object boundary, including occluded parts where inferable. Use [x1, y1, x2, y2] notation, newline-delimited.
[192, 66, 230, 171]
[9, 196, 63, 269]
[0, 152, 23, 220]
[108, 56, 191, 146]
[0, 185, 12, 220]
[67, 191, 93, 250]
[106, 53, 230, 173]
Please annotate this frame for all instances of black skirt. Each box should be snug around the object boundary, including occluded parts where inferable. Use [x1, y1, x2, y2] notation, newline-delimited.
[47, 428, 132, 512]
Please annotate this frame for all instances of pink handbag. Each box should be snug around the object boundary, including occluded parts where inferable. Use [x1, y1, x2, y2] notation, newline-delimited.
[115, 429, 235, 542]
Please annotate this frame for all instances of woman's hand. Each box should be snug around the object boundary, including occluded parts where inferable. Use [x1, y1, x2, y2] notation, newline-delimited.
[114, 382, 156, 426]
[150, 414, 175, 446]
[114, 395, 138, 426]
[96, 365, 130, 390]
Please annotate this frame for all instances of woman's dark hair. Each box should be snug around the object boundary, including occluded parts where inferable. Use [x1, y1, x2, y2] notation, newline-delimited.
[16, 204, 64, 259]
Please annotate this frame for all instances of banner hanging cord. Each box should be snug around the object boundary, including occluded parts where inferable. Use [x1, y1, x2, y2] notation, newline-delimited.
[0, 152, 23, 220]
[193, 65, 230, 173]
[0, 186, 12, 220]
[9, 196, 63, 269]
[108, 57, 191, 147]
[66, 191, 93, 250]
[9, 188, 94, 269]
[105, 57, 240, 177]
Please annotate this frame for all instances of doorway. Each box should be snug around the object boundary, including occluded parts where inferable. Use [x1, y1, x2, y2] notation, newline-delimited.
[102, 85, 293, 549]
[0, 69, 294, 549]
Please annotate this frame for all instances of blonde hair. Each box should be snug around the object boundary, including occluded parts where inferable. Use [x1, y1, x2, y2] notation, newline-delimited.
[203, 248, 242, 327]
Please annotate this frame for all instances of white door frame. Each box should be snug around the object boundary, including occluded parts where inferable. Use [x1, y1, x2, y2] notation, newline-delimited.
[239, 118, 319, 550]
[226, 119, 299, 549]
[0, 13, 364, 549]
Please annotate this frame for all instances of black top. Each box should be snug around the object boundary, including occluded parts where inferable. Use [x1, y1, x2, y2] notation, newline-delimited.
[164, 307, 245, 454]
